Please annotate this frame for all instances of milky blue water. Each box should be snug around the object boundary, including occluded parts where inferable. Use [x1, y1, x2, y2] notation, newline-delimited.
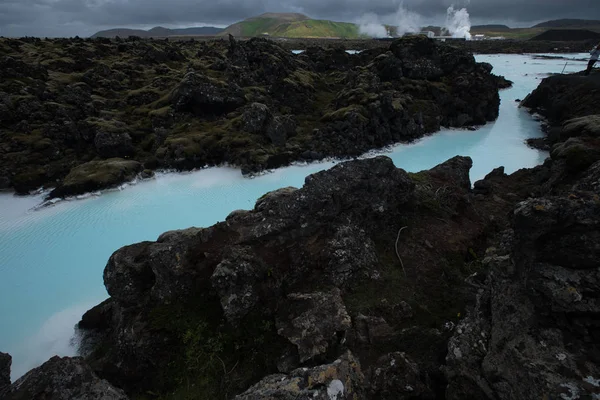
[0, 53, 589, 380]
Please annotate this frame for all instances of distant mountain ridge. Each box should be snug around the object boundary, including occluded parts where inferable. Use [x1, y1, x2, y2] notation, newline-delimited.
[91, 16, 600, 40]
[91, 26, 223, 38]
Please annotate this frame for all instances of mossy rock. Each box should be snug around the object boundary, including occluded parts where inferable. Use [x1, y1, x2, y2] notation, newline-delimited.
[12, 167, 47, 194]
[551, 137, 600, 172]
[49, 158, 142, 198]
[322, 105, 368, 122]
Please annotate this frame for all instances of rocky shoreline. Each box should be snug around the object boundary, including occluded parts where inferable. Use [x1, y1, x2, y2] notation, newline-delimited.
[0, 36, 506, 198]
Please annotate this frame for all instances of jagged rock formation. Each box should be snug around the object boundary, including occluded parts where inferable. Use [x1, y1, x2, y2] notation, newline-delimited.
[74, 155, 490, 398]
[0, 36, 503, 197]
[0, 356, 127, 399]
[0, 352, 11, 393]
[440, 70, 600, 399]
[235, 351, 364, 400]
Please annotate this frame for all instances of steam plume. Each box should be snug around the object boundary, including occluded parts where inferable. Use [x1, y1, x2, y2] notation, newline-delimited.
[358, 13, 388, 38]
[358, 4, 422, 38]
[445, 6, 472, 39]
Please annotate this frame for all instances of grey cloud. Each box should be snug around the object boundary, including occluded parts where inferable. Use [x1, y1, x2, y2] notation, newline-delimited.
[0, 0, 599, 37]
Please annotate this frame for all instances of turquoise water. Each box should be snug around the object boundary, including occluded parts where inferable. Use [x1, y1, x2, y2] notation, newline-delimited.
[0, 54, 588, 380]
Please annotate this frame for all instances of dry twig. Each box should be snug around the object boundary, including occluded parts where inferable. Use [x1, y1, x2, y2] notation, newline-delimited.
[395, 226, 408, 277]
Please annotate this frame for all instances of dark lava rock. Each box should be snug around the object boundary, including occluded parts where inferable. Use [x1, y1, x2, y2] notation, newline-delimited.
[169, 70, 245, 115]
[0, 352, 11, 392]
[235, 351, 364, 400]
[266, 115, 296, 147]
[77, 155, 486, 396]
[522, 73, 600, 125]
[0, 36, 502, 194]
[551, 137, 600, 172]
[1, 356, 128, 400]
[0, 176, 10, 190]
[372, 52, 404, 81]
[368, 352, 435, 399]
[241, 102, 271, 133]
[526, 137, 551, 151]
[94, 131, 134, 158]
[446, 195, 600, 399]
[276, 289, 351, 363]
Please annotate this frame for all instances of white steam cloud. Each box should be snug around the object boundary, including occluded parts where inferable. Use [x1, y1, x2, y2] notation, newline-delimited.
[358, 4, 422, 38]
[357, 3, 473, 40]
[444, 6, 472, 39]
[391, 5, 423, 36]
[358, 13, 389, 38]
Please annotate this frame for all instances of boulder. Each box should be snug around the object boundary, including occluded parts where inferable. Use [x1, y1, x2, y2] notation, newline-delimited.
[1, 356, 128, 400]
[210, 246, 266, 323]
[241, 102, 271, 133]
[427, 155, 473, 190]
[372, 52, 404, 82]
[169, 71, 245, 115]
[561, 114, 600, 139]
[235, 351, 364, 400]
[551, 137, 600, 172]
[276, 289, 351, 362]
[266, 115, 296, 147]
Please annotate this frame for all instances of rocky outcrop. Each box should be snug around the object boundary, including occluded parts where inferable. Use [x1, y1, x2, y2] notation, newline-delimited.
[445, 197, 600, 399]
[76, 155, 495, 398]
[0, 36, 503, 196]
[235, 351, 364, 400]
[440, 68, 600, 400]
[522, 73, 600, 125]
[1, 356, 128, 400]
[0, 352, 10, 393]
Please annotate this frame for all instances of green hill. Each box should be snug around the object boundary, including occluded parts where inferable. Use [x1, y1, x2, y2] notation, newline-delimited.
[221, 13, 361, 38]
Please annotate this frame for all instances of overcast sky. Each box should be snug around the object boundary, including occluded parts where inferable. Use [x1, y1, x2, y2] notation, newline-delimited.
[0, 0, 599, 37]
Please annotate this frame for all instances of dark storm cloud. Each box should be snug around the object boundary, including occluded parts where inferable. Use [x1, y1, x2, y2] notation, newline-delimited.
[0, 0, 599, 37]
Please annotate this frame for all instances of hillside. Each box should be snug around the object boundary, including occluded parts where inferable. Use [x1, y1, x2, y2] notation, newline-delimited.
[531, 29, 600, 41]
[533, 19, 600, 28]
[91, 26, 223, 38]
[221, 13, 360, 38]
